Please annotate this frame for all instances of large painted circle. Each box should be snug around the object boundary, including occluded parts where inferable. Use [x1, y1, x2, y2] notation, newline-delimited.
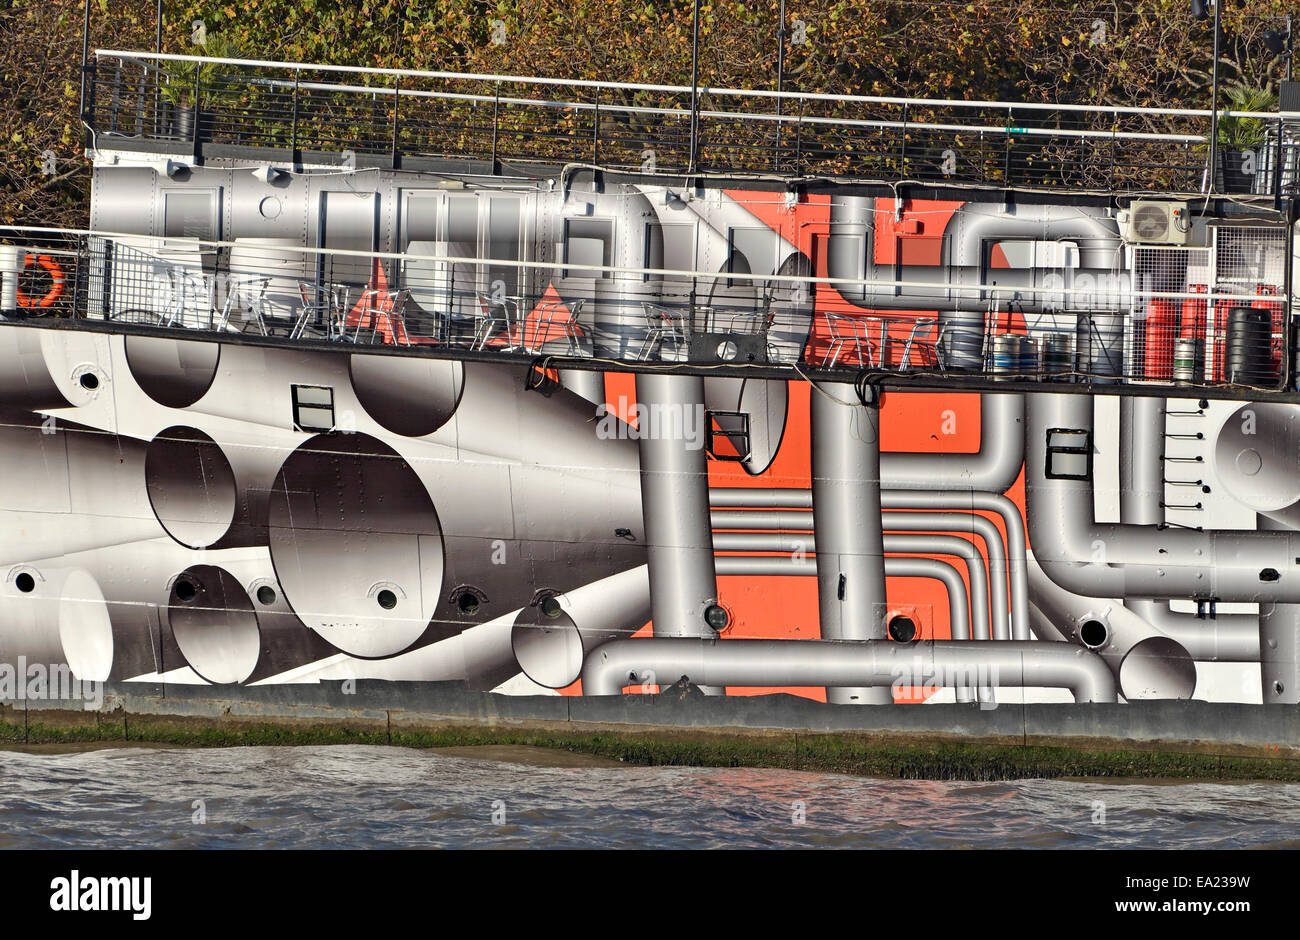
[267, 433, 443, 658]
[124, 335, 221, 409]
[144, 426, 238, 549]
[168, 565, 261, 685]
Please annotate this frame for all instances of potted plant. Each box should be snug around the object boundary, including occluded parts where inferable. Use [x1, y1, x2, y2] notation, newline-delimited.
[1215, 83, 1277, 194]
[159, 35, 241, 140]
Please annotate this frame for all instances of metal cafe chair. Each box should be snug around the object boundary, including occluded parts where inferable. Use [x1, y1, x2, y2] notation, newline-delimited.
[897, 316, 946, 372]
[292, 281, 346, 340]
[472, 293, 519, 351]
[352, 287, 412, 345]
[822, 312, 876, 368]
[215, 275, 270, 334]
[725, 304, 779, 360]
[637, 302, 690, 360]
[524, 298, 586, 355]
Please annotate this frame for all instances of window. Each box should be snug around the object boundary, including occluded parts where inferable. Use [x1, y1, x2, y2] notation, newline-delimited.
[292, 385, 335, 433]
[564, 219, 612, 278]
[706, 410, 751, 462]
[163, 191, 218, 240]
[1045, 427, 1091, 480]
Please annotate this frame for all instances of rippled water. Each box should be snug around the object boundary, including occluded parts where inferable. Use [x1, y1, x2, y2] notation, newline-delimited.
[0, 745, 1297, 849]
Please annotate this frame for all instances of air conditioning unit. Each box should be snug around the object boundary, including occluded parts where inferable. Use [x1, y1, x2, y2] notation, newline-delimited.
[1120, 200, 1191, 246]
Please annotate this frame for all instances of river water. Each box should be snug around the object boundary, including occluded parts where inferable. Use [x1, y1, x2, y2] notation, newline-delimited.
[0, 745, 1296, 849]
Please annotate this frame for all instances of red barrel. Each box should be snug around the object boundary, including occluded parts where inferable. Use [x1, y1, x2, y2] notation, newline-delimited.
[1143, 298, 1179, 378]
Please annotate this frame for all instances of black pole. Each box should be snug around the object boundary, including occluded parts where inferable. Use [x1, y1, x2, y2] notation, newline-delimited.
[155, 0, 162, 51]
[154, 1, 162, 136]
[689, 0, 700, 173]
[776, 0, 786, 117]
[1208, 0, 1221, 192]
[78, 0, 91, 124]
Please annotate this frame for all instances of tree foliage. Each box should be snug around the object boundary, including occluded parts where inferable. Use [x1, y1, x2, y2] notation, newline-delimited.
[1, 0, 1292, 225]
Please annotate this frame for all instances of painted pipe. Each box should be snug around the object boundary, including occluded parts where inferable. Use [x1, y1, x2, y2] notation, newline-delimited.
[581, 637, 1117, 703]
[635, 373, 719, 645]
[707, 393, 1024, 496]
[709, 486, 1029, 639]
[1025, 392, 1300, 602]
[827, 195, 1127, 313]
[1256, 516, 1300, 703]
[714, 531, 990, 643]
[0, 565, 115, 681]
[0, 325, 112, 411]
[1028, 553, 1197, 700]
[712, 510, 1008, 641]
[714, 554, 971, 642]
[253, 564, 653, 692]
[1119, 395, 1258, 662]
[811, 382, 888, 703]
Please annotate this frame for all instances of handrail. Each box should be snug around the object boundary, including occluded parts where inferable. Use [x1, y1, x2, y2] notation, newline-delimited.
[1, 224, 1291, 307]
[95, 49, 1299, 123]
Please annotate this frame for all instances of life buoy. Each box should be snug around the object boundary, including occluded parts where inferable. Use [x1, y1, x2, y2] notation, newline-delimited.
[15, 253, 66, 309]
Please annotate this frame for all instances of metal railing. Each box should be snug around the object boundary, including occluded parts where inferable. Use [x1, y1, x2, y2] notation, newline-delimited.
[86, 50, 1300, 196]
[1, 224, 1293, 393]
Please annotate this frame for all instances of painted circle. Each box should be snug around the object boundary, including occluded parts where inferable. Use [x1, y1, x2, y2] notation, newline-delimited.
[168, 565, 261, 685]
[348, 354, 464, 437]
[259, 196, 282, 219]
[1117, 636, 1196, 701]
[511, 608, 584, 689]
[14, 572, 35, 593]
[1234, 448, 1262, 476]
[1214, 403, 1300, 511]
[56, 569, 114, 682]
[267, 432, 443, 658]
[144, 426, 238, 549]
[124, 335, 221, 409]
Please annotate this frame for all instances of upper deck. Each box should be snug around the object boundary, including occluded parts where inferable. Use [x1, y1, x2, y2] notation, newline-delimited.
[87, 49, 1300, 200]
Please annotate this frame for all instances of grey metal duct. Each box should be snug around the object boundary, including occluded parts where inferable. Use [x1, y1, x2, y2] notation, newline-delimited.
[1028, 553, 1197, 700]
[827, 195, 1127, 313]
[635, 373, 719, 648]
[1119, 395, 1258, 663]
[1025, 392, 1300, 602]
[811, 382, 888, 703]
[581, 637, 1117, 703]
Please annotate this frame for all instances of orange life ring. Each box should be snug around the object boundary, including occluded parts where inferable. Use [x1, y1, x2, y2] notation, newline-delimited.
[15, 253, 66, 308]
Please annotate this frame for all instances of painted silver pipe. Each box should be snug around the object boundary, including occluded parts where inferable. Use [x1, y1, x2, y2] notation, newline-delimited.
[635, 373, 719, 648]
[709, 487, 1029, 640]
[581, 637, 1117, 703]
[707, 394, 1024, 496]
[512, 565, 652, 690]
[714, 554, 971, 642]
[1027, 553, 1196, 700]
[811, 383, 888, 703]
[720, 531, 990, 643]
[827, 195, 1127, 313]
[1118, 395, 1258, 662]
[1213, 402, 1300, 530]
[712, 510, 1007, 641]
[1257, 516, 1300, 703]
[1026, 392, 1300, 602]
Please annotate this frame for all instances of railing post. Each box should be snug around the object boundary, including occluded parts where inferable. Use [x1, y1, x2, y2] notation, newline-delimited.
[391, 75, 401, 170]
[794, 96, 804, 176]
[592, 88, 600, 165]
[290, 69, 300, 169]
[1274, 116, 1285, 209]
[192, 61, 202, 163]
[490, 80, 501, 173]
[1003, 105, 1013, 185]
[899, 102, 909, 177]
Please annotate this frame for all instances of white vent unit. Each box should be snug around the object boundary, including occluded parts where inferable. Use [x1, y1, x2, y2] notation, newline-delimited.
[1120, 200, 1191, 246]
